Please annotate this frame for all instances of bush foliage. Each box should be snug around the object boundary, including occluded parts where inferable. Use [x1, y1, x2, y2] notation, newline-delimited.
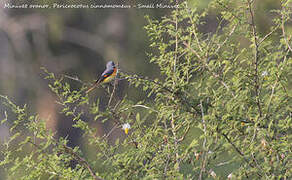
[1, 0, 291, 179]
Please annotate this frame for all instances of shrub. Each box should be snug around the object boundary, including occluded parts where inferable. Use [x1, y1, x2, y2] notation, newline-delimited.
[1, 0, 291, 179]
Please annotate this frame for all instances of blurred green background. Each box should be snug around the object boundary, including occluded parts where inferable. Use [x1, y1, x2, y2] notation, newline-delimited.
[0, 0, 289, 178]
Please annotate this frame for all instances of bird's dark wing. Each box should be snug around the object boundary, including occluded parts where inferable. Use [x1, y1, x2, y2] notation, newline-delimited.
[96, 68, 114, 83]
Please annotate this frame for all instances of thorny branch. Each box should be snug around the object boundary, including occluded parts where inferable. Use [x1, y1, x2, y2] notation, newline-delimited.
[102, 123, 120, 140]
[63, 145, 103, 180]
[29, 140, 103, 180]
[247, 3, 263, 169]
[120, 71, 200, 115]
[183, 41, 235, 97]
[281, 7, 292, 52]
[251, 153, 269, 178]
[28, 140, 62, 178]
[214, 24, 238, 54]
[163, 154, 171, 178]
[199, 101, 207, 180]
[248, 0, 263, 118]
[172, 1, 180, 169]
[177, 123, 190, 143]
[220, 133, 262, 178]
[62, 74, 91, 86]
[258, 26, 279, 45]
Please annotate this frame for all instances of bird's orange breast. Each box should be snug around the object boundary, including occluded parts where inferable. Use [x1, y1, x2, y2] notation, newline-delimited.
[102, 67, 117, 83]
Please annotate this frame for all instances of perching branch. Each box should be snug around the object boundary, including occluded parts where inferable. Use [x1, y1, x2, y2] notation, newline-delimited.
[108, 63, 119, 107]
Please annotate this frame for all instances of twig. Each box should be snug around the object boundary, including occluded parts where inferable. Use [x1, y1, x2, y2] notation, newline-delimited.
[185, 4, 205, 54]
[120, 71, 200, 116]
[216, 1, 248, 24]
[171, 5, 180, 169]
[214, 24, 237, 54]
[102, 123, 119, 140]
[132, 104, 159, 113]
[174, 0, 179, 74]
[62, 74, 90, 86]
[247, 4, 263, 174]
[108, 62, 119, 107]
[221, 133, 262, 178]
[264, 80, 278, 121]
[120, 73, 174, 94]
[183, 41, 202, 60]
[28, 141, 62, 177]
[108, 78, 117, 107]
[63, 145, 103, 180]
[251, 153, 269, 178]
[113, 99, 122, 111]
[109, 109, 139, 149]
[248, 0, 263, 118]
[199, 101, 207, 180]
[281, 7, 292, 52]
[171, 114, 179, 165]
[258, 26, 279, 45]
[216, 160, 233, 167]
[183, 41, 235, 97]
[200, 101, 207, 149]
[221, 134, 247, 161]
[177, 123, 190, 142]
[43, 81, 103, 179]
[164, 154, 171, 178]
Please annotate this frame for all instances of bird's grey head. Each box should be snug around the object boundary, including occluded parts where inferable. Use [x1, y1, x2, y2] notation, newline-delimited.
[106, 61, 115, 69]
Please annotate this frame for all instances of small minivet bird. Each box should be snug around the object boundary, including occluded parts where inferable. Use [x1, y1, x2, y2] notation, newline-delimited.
[86, 61, 117, 93]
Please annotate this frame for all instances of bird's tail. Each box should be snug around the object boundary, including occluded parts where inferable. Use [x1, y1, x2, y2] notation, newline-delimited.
[86, 81, 101, 94]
